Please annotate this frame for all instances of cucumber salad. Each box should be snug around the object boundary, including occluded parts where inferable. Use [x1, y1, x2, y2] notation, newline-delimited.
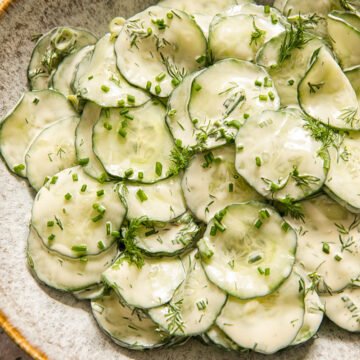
[2, 0, 360, 355]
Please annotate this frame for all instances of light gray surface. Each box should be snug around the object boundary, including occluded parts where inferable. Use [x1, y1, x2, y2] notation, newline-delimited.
[1, 0, 360, 359]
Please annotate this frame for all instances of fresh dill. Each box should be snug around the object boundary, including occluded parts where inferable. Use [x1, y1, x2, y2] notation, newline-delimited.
[339, 234, 355, 253]
[308, 81, 324, 94]
[125, 19, 151, 48]
[308, 270, 332, 295]
[167, 146, 193, 176]
[335, 216, 360, 235]
[278, 195, 305, 222]
[160, 53, 187, 84]
[250, 19, 266, 46]
[165, 299, 185, 335]
[290, 165, 320, 191]
[338, 107, 359, 128]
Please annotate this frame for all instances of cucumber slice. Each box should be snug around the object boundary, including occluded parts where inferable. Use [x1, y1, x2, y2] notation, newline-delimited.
[325, 132, 360, 212]
[188, 59, 280, 143]
[72, 284, 106, 300]
[291, 266, 324, 345]
[182, 144, 263, 223]
[148, 249, 227, 336]
[208, 11, 285, 62]
[192, 14, 212, 39]
[75, 102, 107, 180]
[102, 254, 185, 309]
[52, 45, 94, 98]
[298, 47, 359, 130]
[131, 213, 201, 257]
[28, 27, 97, 90]
[31, 166, 126, 258]
[328, 10, 360, 69]
[93, 100, 175, 183]
[286, 194, 360, 292]
[73, 33, 150, 108]
[166, 70, 226, 150]
[25, 116, 79, 191]
[235, 108, 326, 201]
[204, 325, 244, 352]
[198, 202, 297, 299]
[320, 286, 360, 332]
[31, 74, 51, 90]
[121, 175, 186, 222]
[273, 0, 287, 11]
[216, 271, 305, 354]
[157, 0, 239, 16]
[0, 90, 77, 177]
[346, 65, 360, 103]
[115, 5, 207, 97]
[27, 227, 118, 292]
[256, 33, 327, 106]
[91, 289, 171, 350]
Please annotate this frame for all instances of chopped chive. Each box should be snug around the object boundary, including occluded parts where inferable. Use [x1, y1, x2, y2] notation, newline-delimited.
[155, 162, 162, 176]
[92, 203, 99, 210]
[146, 81, 152, 91]
[72, 245, 87, 252]
[97, 173, 107, 184]
[259, 209, 270, 219]
[80, 257, 88, 263]
[167, 12, 173, 19]
[105, 108, 110, 118]
[155, 72, 166, 82]
[80, 184, 87, 192]
[255, 157, 262, 166]
[257, 267, 264, 275]
[226, 120, 241, 130]
[88, 75, 94, 80]
[127, 94, 135, 103]
[118, 128, 127, 138]
[155, 85, 161, 94]
[72, 173, 78, 182]
[13, 164, 25, 173]
[48, 234, 55, 241]
[145, 229, 158, 236]
[196, 54, 206, 63]
[111, 231, 121, 238]
[106, 222, 111, 236]
[121, 120, 127, 128]
[97, 189, 104, 197]
[229, 183, 234, 192]
[214, 219, 226, 232]
[288, 79, 294, 86]
[268, 91, 275, 101]
[43, 176, 50, 185]
[176, 139, 182, 147]
[33, 97, 40, 105]
[92, 214, 103, 222]
[147, 27, 152, 35]
[264, 5, 270, 13]
[322, 242, 330, 254]
[47, 221, 54, 227]
[243, 113, 250, 119]
[264, 77, 273, 87]
[138, 171, 144, 180]
[271, 14, 278, 24]
[137, 189, 148, 202]
[334, 254, 342, 261]
[171, 78, 180, 87]
[255, 80, 262, 87]
[118, 99, 125, 107]
[124, 113, 134, 120]
[192, 118, 198, 125]
[78, 158, 89, 165]
[237, 145, 244, 151]
[254, 219, 263, 229]
[101, 85, 110, 93]
[64, 193, 72, 200]
[120, 109, 129, 115]
[259, 94, 268, 101]
[210, 225, 217, 236]
[249, 254, 262, 263]
[264, 267, 270, 276]
[124, 168, 134, 178]
[281, 222, 290, 232]
[98, 241, 105, 250]
[96, 205, 106, 215]
[104, 121, 112, 130]
[194, 83, 202, 91]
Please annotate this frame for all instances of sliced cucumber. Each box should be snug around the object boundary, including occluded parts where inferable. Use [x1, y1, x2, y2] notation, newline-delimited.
[72, 283, 106, 300]
[93, 100, 175, 183]
[157, 0, 239, 16]
[28, 27, 97, 90]
[204, 325, 243, 352]
[52, 45, 94, 98]
[25, 116, 79, 191]
[216, 271, 305, 354]
[31, 166, 126, 258]
[198, 202, 297, 299]
[182, 144, 263, 223]
[31, 74, 51, 90]
[27, 227, 118, 292]
[148, 249, 227, 336]
[325, 132, 360, 212]
[0, 90, 77, 177]
[102, 254, 185, 309]
[91, 289, 171, 350]
[286, 194, 360, 292]
[188, 59, 280, 143]
[131, 213, 201, 256]
[209, 11, 285, 62]
[256, 33, 327, 106]
[346, 65, 360, 103]
[320, 286, 360, 332]
[192, 14, 212, 39]
[328, 10, 360, 70]
[121, 175, 186, 222]
[273, 0, 288, 11]
[298, 47, 359, 130]
[115, 5, 207, 97]
[235, 108, 326, 201]
[73, 33, 149, 108]
[75, 102, 107, 180]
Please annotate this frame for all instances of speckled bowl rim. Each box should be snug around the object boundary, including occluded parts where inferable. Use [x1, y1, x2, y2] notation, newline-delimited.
[0, 3, 48, 359]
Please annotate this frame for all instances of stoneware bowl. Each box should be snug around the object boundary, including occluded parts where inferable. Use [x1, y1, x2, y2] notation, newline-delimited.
[0, 0, 360, 359]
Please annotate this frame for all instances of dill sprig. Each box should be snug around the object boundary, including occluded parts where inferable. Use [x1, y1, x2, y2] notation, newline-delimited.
[338, 107, 359, 128]
[277, 195, 305, 222]
[160, 53, 187, 83]
[165, 299, 185, 335]
[167, 146, 193, 176]
[122, 216, 148, 269]
[340, 0, 360, 12]
[290, 166, 320, 191]
[250, 19, 266, 46]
